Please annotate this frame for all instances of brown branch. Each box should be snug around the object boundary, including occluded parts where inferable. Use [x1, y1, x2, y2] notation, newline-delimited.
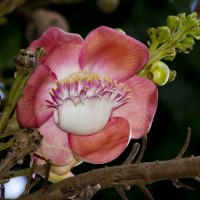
[18, 156, 200, 200]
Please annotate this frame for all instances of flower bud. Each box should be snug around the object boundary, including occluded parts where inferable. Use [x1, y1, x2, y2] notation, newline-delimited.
[115, 28, 126, 34]
[190, 27, 200, 40]
[147, 28, 156, 41]
[149, 61, 169, 86]
[15, 49, 37, 73]
[178, 13, 186, 28]
[163, 47, 176, 61]
[186, 18, 199, 32]
[167, 15, 179, 32]
[156, 26, 170, 43]
[175, 36, 195, 53]
[168, 69, 177, 82]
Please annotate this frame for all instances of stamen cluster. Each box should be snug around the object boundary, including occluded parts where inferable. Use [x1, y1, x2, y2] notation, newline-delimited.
[47, 71, 131, 109]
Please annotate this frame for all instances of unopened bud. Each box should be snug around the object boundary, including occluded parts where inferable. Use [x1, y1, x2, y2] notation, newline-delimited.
[149, 61, 169, 86]
[175, 36, 195, 53]
[115, 28, 126, 34]
[168, 69, 177, 82]
[15, 49, 37, 73]
[147, 28, 156, 41]
[163, 47, 176, 61]
[167, 15, 179, 32]
[156, 26, 170, 43]
[190, 27, 200, 39]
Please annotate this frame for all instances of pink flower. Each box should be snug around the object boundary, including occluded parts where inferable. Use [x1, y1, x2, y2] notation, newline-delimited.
[17, 26, 157, 177]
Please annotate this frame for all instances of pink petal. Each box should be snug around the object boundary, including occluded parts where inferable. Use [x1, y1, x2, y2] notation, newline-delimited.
[69, 117, 131, 164]
[79, 26, 149, 82]
[17, 65, 56, 128]
[32, 153, 46, 165]
[37, 117, 74, 165]
[30, 27, 84, 79]
[112, 76, 158, 139]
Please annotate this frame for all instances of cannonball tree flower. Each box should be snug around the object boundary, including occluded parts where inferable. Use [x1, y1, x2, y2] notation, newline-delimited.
[17, 26, 158, 180]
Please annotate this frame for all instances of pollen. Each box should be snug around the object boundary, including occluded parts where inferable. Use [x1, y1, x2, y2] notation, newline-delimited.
[46, 70, 131, 110]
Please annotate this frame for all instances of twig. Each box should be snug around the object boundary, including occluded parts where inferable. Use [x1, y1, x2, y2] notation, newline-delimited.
[172, 179, 195, 191]
[23, 161, 36, 195]
[0, 128, 42, 179]
[136, 135, 147, 164]
[114, 186, 128, 200]
[42, 160, 51, 190]
[175, 127, 191, 159]
[20, 177, 41, 198]
[114, 143, 140, 199]
[138, 186, 155, 200]
[171, 128, 192, 190]
[123, 143, 140, 165]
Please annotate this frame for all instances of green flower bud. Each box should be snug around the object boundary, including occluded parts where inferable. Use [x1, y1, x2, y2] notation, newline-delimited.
[188, 12, 197, 19]
[168, 69, 177, 82]
[178, 13, 186, 28]
[147, 28, 156, 41]
[162, 47, 176, 61]
[185, 18, 199, 32]
[190, 27, 200, 40]
[115, 28, 126, 34]
[182, 36, 195, 46]
[167, 15, 179, 32]
[149, 61, 169, 86]
[156, 26, 170, 43]
[175, 36, 195, 53]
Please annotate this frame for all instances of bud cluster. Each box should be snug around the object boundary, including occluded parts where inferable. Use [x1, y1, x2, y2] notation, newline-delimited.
[141, 12, 200, 86]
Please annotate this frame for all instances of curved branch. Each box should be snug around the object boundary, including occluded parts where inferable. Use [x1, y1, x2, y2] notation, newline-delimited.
[18, 156, 200, 200]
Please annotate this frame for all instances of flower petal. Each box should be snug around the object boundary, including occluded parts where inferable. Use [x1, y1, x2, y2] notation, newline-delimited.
[50, 158, 78, 175]
[30, 27, 84, 79]
[37, 117, 74, 165]
[17, 65, 56, 128]
[31, 154, 75, 183]
[112, 76, 158, 139]
[69, 117, 131, 164]
[80, 26, 149, 81]
[49, 171, 74, 183]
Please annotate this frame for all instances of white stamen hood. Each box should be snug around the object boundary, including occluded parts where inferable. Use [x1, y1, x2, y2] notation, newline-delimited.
[54, 97, 113, 135]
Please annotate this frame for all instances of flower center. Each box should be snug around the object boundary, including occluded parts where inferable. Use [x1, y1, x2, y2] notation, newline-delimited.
[47, 71, 131, 136]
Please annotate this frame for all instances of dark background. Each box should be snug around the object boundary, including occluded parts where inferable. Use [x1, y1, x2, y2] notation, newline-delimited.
[0, 0, 200, 199]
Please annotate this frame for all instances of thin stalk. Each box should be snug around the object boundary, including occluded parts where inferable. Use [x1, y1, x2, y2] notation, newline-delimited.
[0, 138, 14, 151]
[0, 70, 33, 134]
[10, 168, 30, 178]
